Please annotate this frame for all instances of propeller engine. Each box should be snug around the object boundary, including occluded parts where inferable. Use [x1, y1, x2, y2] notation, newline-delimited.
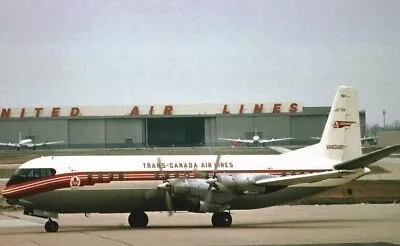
[156, 157, 174, 216]
[200, 155, 230, 212]
[156, 155, 228, 214]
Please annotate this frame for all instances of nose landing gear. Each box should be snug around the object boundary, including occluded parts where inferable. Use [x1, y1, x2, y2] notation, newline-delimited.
[44, 219, 59, 233]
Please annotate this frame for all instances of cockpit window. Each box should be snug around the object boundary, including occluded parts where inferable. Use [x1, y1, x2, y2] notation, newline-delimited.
[6, 168, 57, 186]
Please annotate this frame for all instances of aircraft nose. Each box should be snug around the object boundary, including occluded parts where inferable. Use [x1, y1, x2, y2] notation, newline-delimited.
[1, 187, 6, 198]
[0, 181, 11, 199]
[1, 184, 6, 193]
[1, 187, 12, 200]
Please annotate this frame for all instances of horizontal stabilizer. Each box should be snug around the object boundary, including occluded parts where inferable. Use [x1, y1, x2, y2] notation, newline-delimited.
[334, 144, 400, 170]
[255, 170, 354, 187]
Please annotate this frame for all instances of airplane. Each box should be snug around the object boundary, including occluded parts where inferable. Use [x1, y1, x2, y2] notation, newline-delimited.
[218, 128, 293, 146]
[1, 86, 400, 233]
[0, 132, 64, 151]
[361, 136, 378, 145]
[311, 136, 378, 145]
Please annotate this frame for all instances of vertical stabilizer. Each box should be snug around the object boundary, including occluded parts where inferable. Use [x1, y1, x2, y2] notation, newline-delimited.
[19, 132, 22, 143]
[319, 86, 362, 161]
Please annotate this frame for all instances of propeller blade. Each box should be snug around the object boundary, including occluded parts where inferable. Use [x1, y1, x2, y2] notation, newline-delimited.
[204, 186, 214, 212]
[214, 155, 221, 170]
[203, 154, 222, 211]
[165, 190, 173, 216]
[210, 154, 221, 178]
[156, 157, 173, 216]
[157, 157, 170, 181]
[157, 157, 162, 171]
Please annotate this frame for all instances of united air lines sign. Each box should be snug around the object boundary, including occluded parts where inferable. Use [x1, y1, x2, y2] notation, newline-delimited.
[0, 103, 302, 119]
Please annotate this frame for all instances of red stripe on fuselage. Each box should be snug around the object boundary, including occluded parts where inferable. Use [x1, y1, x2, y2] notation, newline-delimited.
[1, 169, 329, 199]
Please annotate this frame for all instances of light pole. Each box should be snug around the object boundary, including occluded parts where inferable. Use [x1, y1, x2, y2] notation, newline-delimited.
[382, 109, 386, 129]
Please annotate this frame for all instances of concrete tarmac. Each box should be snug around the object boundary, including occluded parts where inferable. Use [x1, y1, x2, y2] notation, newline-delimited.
[0, 204, 399, 246]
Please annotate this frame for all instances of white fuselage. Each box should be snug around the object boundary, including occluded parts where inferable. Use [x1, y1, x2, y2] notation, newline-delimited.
[19, 139, 33, 146]
[1, 153, 370, 214]
[19, 154, 337, 175]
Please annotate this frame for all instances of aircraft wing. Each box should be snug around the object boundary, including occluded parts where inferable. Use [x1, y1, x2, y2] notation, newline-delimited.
[258, 137, 293, 143]
[255, 170, 354, 187]
[218, 138, 253, 143]
[310, 137, 321, 140]
[29, 141, 64, 147]
[334, 144, 400, 170]
[0, 142, 18, 147]
[268, 146, 292, 154]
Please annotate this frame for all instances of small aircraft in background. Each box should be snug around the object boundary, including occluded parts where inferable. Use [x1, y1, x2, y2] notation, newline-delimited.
[0, 132, 64, 151]
[219, 128, 293, 147]
[360, 136, 378, 145]
[311, 136, 378, 145]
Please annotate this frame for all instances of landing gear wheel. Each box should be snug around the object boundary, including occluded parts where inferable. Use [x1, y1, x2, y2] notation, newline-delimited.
[128, 212, 149, 228]
[44, 220, 59, 233]
[211, 212, 232, 227]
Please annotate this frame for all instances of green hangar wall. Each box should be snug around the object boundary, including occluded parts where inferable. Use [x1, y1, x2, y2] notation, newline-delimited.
[0, 105, 366, 149]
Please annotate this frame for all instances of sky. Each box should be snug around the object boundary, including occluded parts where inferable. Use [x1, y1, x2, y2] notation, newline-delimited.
[0, 0, 399, 125]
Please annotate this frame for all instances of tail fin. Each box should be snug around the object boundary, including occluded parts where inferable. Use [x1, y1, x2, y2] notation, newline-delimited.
[19, 132, 22, 142]
[319, 86, 362, 161]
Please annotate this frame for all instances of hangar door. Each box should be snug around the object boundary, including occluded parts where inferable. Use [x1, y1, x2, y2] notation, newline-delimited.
[147, 117, 205, 147]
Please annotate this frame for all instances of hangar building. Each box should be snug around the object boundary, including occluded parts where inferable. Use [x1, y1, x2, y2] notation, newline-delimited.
[0, 103, 366, 149]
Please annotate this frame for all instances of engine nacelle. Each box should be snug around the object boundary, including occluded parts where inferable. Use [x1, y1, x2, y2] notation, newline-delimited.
[168, 178, 210, 195]
[217, 173, 271, 194]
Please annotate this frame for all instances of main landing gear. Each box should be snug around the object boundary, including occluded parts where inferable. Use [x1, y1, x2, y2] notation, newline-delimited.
[44, 219, 59, 233]
[128, 212, 149, 228]
[211, 212, 232, 227]
[126, 211, 232, 228]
